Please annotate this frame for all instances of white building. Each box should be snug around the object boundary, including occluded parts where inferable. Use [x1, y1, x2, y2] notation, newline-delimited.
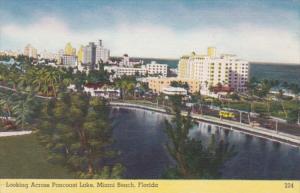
[104, 66, 147, 77]
[178, 47, 249, 92]
[119, 54, 131, 67]
[24, 44, 37, 58]
[95, 40, 110, 63]
[118, 54, 142, 67]
[0, 50, 21, 57]
[146, 61, 168, 77]
[82, 42, 96, 67]
[62, 55, 77, 67]
[83, 84, 120, 99]
[40, 50, 56, 60]
[162, 86, 187, 96]
[56, 49, 65, 64]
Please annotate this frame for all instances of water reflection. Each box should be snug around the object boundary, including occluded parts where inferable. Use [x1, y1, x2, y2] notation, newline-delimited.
[111, 107, 300, 179]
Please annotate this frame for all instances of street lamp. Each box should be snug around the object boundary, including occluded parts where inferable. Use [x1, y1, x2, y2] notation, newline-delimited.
[298, 110, 300, 125]
[239, 111, 242, 123]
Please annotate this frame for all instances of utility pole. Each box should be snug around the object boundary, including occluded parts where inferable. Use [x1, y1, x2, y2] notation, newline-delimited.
[297, 110, 300, 125]
[200, 102, 203, 115]
[275, 120, 278, 133]
[240, 111, 242, 123]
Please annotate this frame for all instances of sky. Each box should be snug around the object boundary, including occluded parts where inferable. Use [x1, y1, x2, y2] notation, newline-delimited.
[0, 0, 299, 63]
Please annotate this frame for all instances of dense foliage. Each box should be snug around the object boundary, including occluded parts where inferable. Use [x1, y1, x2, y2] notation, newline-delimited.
[37, 92, 124, 178]
[163, 96, 236, 178]
[0, 56, 124, 178]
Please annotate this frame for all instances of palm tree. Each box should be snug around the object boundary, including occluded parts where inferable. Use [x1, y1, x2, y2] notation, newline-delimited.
[0, 64, 9, 84]
[35, 67, 64, 97]
[164, 102, 192, 177]
[164, 96, 236, 179]
[277, 89, 288, 118]
[33, 68, 47, 93]
[12, 94, 35, 130]
[289, 83, 300, 101]
[0, 92, 14, 121]
[6, 64, 21, 90]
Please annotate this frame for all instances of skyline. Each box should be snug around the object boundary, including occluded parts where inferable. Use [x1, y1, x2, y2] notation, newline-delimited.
[0, 0, 299, 63]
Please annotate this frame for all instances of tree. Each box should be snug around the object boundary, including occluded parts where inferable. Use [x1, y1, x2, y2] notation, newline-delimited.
[0, 91, 16, 130]
[81, 97, 124, 178]
[164, 96, 235, 179]
[289, 83, 300, 100]
[115, 76, 136, 99]
[170, 81, 189, 92]
[37, 92, 124, 178]
[0, 64, 9, 83]
[164, 96, 191, 177]
[256, 79, 272, 98]
[277, 89, 288, 118]
[5, 64, 21, 89]
[228, 92, 240, 100]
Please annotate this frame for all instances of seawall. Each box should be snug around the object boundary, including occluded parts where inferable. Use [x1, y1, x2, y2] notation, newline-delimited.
[110, 102, 300, 147]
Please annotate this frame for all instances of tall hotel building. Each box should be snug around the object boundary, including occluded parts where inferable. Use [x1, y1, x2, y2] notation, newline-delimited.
[64, 42, 76, 55]
[178, 47, 249, 92]
[82, 42, 96, 68]
[95, 40, 110, 63]
[24, 44, 38, 58]
[81, 40, 110, 70]
[61, 43, 77, 66]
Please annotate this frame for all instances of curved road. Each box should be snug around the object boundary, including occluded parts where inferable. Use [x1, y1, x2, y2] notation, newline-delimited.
[110, 101, 300, 147]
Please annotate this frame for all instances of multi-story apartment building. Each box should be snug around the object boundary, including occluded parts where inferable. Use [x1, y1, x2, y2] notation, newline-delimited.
[95, 40, 110, 63]
[62, 55, 77, 67]
[104, 61, 168, 79]
[80, 40, 110, 70]
[40, 50, 56, 60]
[178, 47, 249, 92]
[177, 54, 190, 78]
[64, 42, 76, 55]
[0, 50, 21, 57]
[118, 54, 142, 67]
[82, 42, 96, 69]
[148, 77, 200, 94]
[77, 45, 84, 64]
[104, 66, 147, 77]
[119, 54, 131, 67]
[146, 61, 168, 77]
[24, 44, 37, 58]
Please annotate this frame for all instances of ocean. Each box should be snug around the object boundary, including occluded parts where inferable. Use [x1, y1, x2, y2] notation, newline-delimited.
[142, 58, 300, 85]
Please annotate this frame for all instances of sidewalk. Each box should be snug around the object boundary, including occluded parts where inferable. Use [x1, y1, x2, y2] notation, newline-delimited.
[0, 131, 32, 137]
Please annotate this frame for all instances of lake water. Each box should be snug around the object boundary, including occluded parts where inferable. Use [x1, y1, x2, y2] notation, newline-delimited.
[111, 107, 300, 179]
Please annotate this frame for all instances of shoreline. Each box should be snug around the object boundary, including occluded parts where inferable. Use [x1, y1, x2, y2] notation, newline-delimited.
[110, 102, 300, 147]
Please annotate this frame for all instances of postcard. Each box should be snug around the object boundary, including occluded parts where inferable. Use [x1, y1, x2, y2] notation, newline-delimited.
[0, 0, 299, 193]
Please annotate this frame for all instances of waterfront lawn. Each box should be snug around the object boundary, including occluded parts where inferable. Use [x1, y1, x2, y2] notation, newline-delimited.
[0, 134, 73, 178]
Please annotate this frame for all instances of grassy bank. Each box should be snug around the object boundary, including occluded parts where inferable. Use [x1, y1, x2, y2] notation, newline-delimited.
[0, 134, 73, 178]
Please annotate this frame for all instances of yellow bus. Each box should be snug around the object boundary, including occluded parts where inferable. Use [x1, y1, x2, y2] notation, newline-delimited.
[219, 111, 235, 118]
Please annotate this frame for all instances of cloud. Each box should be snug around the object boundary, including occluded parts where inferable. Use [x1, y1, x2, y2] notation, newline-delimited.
[1, 17, 299, 63]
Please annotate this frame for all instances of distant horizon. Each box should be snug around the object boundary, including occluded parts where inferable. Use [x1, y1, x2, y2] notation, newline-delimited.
[1, 52, 300, 66]
[111, 56, 300, 66]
